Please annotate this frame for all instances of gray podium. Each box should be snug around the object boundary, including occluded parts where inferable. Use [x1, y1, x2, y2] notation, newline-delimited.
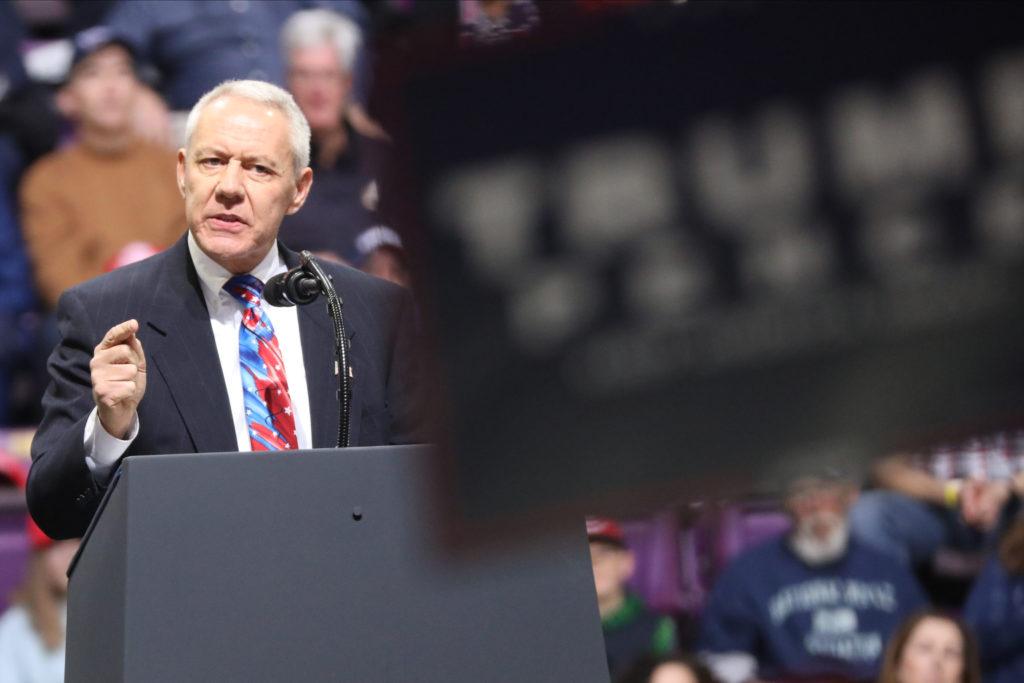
[65, 446, 610, 682]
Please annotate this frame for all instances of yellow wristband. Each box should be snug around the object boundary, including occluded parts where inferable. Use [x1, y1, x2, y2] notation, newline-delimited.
[943, 479, 963, 509]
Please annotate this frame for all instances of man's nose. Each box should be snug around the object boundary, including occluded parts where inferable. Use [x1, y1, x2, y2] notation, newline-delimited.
[215, 161, 245, 203]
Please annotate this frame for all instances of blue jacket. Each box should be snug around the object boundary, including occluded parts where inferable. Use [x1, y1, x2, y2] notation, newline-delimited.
[963, 558, 1024, 683]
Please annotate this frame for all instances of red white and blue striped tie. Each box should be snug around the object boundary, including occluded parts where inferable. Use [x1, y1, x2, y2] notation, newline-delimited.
[224, 275, 298, 451]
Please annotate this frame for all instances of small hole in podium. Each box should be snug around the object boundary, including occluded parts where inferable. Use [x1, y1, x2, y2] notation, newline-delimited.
[352, 506, 363, 521]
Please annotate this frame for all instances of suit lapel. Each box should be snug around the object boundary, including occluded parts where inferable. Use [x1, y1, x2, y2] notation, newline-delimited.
[145, 237, 237, 453]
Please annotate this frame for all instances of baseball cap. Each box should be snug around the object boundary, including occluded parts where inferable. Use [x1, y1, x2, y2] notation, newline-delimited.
[354, 225, 404, 257]
[0, 451, 51, 550]
[66, 26, 136, 79]
[586, 516, 626, 547]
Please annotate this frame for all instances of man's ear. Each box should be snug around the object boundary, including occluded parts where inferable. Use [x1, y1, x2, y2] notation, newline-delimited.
[286, 167, 314, 215]
[175, 149, 187, 197]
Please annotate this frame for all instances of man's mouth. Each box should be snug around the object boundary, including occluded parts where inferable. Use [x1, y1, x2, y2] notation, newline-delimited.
[214, 213, 245, 223]
[208, 213, 248, 230]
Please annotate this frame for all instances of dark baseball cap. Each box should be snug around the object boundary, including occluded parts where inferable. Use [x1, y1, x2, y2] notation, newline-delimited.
[66, 26, 136, 79]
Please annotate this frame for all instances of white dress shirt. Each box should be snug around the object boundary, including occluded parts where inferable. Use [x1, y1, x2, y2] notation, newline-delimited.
[85, 233, 313, 477]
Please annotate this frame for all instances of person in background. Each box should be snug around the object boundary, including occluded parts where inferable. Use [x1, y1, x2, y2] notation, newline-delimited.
[0, 452, 79, 683]
[876, 610, 981, 683]
[850, 431, 1024, 568]
[18, 26, 184, 309]
[962, 516, 1024, 683]
[0, 534, 79, 683]
[354, 225, 412, 289]
[280, 8, 388, 263]
[0, 2, 70, 425]
[617, 653, 721, 683]
[101, 1, 370, 113]
[588, 517, 678, 680]
[699, 469, 927, 683]
[459, 0, 540, 45]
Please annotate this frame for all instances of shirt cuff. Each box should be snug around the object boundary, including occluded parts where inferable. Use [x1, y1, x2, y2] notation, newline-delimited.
[83, 407, 139, 480]
[702, 652, 757, 683]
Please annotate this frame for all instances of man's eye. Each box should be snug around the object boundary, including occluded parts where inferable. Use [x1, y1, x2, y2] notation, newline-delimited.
[253, 165, 271, 175]
[199, 158, 222, 167]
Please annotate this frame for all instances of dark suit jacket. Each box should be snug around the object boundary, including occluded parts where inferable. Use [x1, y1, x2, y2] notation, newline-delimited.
[28, 236, 425, 539]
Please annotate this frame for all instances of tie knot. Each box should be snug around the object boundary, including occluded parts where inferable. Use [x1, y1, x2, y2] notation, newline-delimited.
[224, 274, 265, 307]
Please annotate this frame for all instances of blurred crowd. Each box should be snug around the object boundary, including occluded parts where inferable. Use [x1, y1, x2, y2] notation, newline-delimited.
[589, 432, 1024, 683]
[0, 2, 1022, 683]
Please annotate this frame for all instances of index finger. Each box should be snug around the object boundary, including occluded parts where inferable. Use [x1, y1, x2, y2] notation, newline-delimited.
[98, 319, 140, 350]
[128, 332, 146, 368]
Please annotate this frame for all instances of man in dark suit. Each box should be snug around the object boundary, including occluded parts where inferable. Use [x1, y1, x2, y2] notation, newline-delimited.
[28, 80, 424, 540]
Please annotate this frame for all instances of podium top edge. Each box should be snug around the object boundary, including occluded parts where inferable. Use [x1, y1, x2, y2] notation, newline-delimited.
[122, 443, 434, 465]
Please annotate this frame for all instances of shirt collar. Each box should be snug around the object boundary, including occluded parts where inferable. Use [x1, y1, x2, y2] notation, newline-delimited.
[186, 231, 285, 307]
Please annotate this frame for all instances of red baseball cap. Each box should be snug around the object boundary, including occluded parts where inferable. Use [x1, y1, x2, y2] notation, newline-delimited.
[586, 517, 626, 547]
[0, 451, 52, 550]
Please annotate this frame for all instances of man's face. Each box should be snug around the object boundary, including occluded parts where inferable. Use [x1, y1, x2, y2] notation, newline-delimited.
[63, 44, 137, 132]
[787, 481, 853, 539]
[363, 247, 411, 288]
[786, 479, 855, 564]
[177, 96, 313, 273]
[287, 44, 351, 133]
[589, 540, 634, 602]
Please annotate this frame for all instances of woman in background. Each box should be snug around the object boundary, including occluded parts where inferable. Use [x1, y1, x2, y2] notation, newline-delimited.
[617, 653, 720, 683]
[0, 527, 78, 683]
[0, 452, 79, 683]
[877, 610, 981, 683]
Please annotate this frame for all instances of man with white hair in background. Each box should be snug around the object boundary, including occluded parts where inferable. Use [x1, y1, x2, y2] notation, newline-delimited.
[698, 468, 927, 683]
[27, 79, 425, 540]
[279, 8, 390, 265]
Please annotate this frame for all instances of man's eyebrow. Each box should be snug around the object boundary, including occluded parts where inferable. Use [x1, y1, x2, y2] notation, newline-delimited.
[192, 146, 225, 158]
[190, 149, 280, 170]
[242, 155, 280, 168]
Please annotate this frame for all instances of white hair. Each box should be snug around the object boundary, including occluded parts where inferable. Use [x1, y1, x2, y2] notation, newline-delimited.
[183, 79, 311, 175]
[280, 8, 362, 73]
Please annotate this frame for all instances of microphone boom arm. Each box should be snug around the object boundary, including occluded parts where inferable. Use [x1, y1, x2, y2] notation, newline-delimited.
[264, 252, 351, 448]
[299, 252, 352, 449]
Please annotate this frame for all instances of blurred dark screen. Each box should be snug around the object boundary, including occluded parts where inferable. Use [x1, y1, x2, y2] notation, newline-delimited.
[399, 2, 1024, 527]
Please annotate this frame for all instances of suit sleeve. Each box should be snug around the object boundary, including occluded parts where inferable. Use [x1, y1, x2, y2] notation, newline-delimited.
[385, 288, 429, 445]
[27, 289, 107, 540]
